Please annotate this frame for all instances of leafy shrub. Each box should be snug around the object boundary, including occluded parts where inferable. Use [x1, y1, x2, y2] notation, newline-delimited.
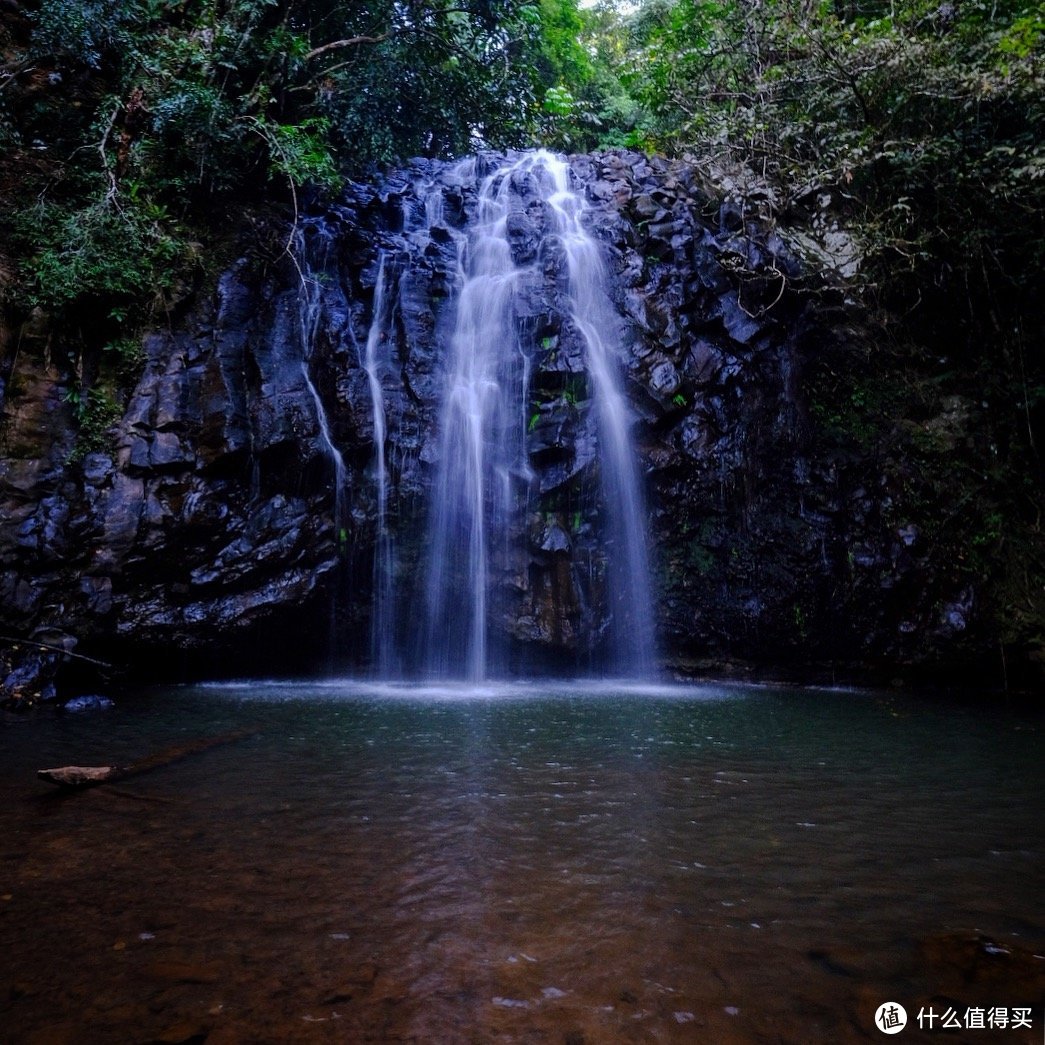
[63, 385, 123, 461]
[15, 195, 187, 313]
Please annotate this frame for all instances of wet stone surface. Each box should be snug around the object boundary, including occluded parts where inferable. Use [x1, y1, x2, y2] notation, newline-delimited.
[0, 149, 1002, 698]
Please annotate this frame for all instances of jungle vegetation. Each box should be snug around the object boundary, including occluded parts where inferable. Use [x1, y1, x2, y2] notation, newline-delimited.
[0, 0, 1041, 683]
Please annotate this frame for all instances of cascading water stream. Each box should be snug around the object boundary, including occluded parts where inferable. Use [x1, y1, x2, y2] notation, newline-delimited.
[362, 252, 395, 675]
[539, 155, 657, 676]
[420, 150, 656, 680]
[294, 226, 349, 544]
[422, 157, 528, 681]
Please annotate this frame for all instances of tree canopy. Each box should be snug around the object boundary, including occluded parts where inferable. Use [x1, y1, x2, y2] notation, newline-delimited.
[3, 0, 1040, 326]
[1, 0, 594, 319]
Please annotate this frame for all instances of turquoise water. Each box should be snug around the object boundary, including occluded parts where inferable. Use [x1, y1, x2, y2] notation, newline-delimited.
[1, 680, 1042, 1042]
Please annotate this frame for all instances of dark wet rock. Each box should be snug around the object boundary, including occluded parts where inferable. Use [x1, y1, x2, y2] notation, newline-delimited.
[714, 293, 764, 345]
[534, 517, 571, 554]
[0, 148, 1010, 694]
[1, 649, 60, 707]
[647, 356, 682, 400]
[59, 694, 114, 713]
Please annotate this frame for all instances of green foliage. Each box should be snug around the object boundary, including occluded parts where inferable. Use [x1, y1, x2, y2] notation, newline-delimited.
[684, 538, 715, 575]
[502, 0, 657, 150]
[63, 385, 123, 461]
[629, 0, 1044, 310]
[14, 195, 187, 314]
[30, 0, 140, 69]
[249, 117, 342, 194]
[103, 335, 147, 385]
[543, 84, 577, 118]
[2, 0, 581, 324]
[998, 10, 1045, 61]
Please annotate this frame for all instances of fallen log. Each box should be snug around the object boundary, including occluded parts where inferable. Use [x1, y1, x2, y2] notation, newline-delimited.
[37, 727, 258, 789]
[38, 765, 123, 787]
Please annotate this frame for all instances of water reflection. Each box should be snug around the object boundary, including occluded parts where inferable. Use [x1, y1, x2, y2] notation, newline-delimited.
[1, 683, 1041, 1043]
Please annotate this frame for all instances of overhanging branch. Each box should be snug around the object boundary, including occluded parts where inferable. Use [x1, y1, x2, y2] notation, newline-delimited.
[304, 34, 388, 62]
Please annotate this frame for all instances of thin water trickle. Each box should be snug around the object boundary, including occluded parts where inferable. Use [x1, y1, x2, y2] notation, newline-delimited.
[363, 252, 395, 676]
[294, 225, 349, 535]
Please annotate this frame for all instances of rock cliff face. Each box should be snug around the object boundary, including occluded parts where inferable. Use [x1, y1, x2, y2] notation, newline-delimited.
[0, 150, 993, 700]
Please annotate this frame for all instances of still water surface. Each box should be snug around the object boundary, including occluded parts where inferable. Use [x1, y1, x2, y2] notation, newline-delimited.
[1, 680, 1042, 1043]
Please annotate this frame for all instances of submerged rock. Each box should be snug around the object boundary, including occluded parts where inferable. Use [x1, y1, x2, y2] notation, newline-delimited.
[59, 695, 114, 713]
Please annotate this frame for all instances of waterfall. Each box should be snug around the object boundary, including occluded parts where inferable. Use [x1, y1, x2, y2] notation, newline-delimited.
[539, 156, 656, 676]
[362, 252, 395, 675]
[292, 151, 657, 680]
[421, 157, 526, 681]
[420, 150, 655, 680]
[294, 224, 349, 547]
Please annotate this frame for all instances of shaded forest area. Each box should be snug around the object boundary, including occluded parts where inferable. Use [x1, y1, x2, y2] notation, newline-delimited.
[1, 0, 1042, 692]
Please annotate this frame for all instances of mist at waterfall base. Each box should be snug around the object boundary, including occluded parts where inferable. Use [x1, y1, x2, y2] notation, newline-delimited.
[4, 682, 1042, 1043]
[296, 151, 656, 682]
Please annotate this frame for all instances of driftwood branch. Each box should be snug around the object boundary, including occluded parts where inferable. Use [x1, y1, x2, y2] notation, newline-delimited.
[38, 727, 259, 788]
[38, 765, 124, 787]
[0, 634, 113, 669]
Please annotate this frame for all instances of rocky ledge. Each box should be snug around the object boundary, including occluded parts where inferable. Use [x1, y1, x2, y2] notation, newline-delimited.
[0, 150, 1017, 704]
